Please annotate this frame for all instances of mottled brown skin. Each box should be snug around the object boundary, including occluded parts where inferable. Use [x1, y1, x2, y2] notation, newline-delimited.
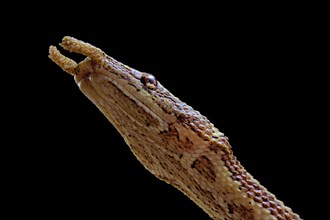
[49, 37, 301, 220]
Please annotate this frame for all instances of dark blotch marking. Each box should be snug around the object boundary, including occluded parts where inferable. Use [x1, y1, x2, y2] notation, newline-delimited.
[159, 161, 167, 170]
[191, 155, 216, 182]
[234, 204, 254, 219]
[228, 204, 234, 214]
[181, 136, 194, 150]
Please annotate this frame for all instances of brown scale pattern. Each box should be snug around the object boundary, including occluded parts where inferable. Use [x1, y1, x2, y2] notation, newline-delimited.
[221, 151, 300, 220]
[191, 155, 216, 182]
[152, 88, 216, 138]
[231, 204, 254, 219]
[50, 37, 301, 220]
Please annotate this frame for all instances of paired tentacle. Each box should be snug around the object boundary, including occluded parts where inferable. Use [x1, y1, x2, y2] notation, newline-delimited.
[48, 36, 105, 75]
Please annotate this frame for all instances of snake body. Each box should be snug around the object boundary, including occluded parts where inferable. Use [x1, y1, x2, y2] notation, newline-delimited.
[49, 37, 301, 220]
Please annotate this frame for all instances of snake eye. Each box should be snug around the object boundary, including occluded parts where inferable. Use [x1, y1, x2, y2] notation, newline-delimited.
[141, 74, 158, 90]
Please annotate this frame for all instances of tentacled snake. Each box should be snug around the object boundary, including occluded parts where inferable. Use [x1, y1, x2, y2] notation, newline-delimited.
[48, 37, 301, 220]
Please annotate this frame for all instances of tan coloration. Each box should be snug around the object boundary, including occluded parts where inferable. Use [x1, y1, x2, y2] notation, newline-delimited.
[49, 36, 301, 220]
[191, 155, 217, 182]
[49, 46, 77, 75]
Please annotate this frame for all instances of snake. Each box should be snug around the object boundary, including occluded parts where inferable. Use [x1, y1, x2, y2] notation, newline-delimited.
[48, 36, 301, 220]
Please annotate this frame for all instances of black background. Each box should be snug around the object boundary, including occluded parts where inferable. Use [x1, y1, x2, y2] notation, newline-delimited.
[5, 4, 327, 219]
